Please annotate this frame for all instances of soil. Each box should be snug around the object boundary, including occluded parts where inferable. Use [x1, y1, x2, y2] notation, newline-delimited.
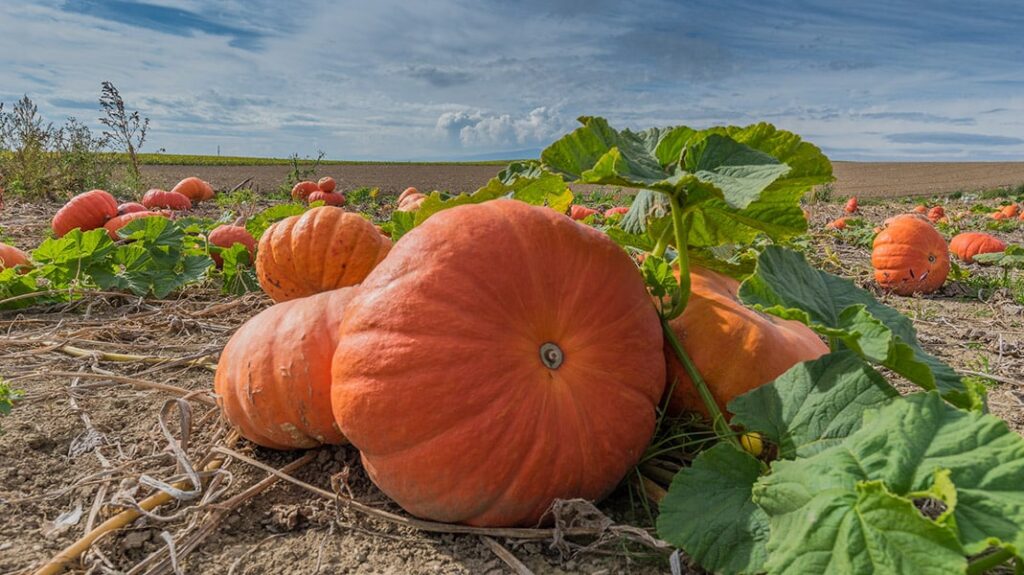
[1, 175, 1023, 575]
[831, 161, 1024, 199]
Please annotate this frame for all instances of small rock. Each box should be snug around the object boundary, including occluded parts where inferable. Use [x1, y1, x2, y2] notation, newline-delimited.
[121, 530, 151, 551]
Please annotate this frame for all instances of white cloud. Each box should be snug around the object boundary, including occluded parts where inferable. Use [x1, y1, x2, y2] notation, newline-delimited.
[436, 107, 571, 149]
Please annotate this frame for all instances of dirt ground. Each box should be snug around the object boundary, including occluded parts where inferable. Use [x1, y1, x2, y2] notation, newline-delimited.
[1, 175, 1023, 574]
[831, 161, 1024, 198]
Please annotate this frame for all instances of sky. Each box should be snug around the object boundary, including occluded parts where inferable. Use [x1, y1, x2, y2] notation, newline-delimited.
[1, 1, 1022, 162]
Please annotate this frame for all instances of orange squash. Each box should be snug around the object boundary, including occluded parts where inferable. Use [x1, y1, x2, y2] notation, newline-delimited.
[872, 214, 949, 295]
[171, 177, 215, 202]
[332, 200, 665, 527]
[104, 211, 169, 239]
[256, 206, 391, 302]
[0, 242, 29, 271]
[604, 206, 630, 217]
[927, 206, 945, 222]
[142, 189, 192, 211]
[396, 193, 426, 212]
[913, 204, 928, 214]
[307, 190, 346, 206]
[843, 196, 858, 213]
[949, 232, 1006, 264]
[52, 189, 118, 237]
[291, 181, 320, 202]
[569, 204, 598, 220]
[992, 211, 1007, 220]
[1001, 204, 1020, 218]
[663, 266, 828, 418]
[215, 288, 353, 449]
[208, 224, 256, 267]
[826, 217, 849, 230]
[317, 177, 336, 193]
[117, 202, 147, 215]
[397, 186, 419, 204]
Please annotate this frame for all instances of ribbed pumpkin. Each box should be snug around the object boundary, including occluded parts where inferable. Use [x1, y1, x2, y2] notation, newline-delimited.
[0, 242, 30, 271]
[52, 189, 118, 237]
[171, 177, 215, 202]
[117, 202, 147, 215]
[317, 177, 336, 193]
[331, 200, 665, 527]
[308, 190, 346, 206]
[949, 232, 1006, 264]
[104, 211, 169, 239]
[142, 189, 192, 211]
[291, 181, 320, 201]
[569, 205, 598, 220]
[664, 266, 828, 418]
[216, 288, 353, 449]
[209, 224, 256, 267]
[872, 214, 949, 295]
[256, 206, 391, 302]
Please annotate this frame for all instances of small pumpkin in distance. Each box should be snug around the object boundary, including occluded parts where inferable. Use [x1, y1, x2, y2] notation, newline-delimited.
[569, 204, 598, 220]
[826, 217, 849, 230]
[949, 232, 1006, 264]
[104, 211, 169, 239]
[927, 206, 945, 222]
[913, 204, 928, 214]
[604, 206, 630, 217]
[117, 202, 147, 215]
[291, 181, 320, 201]
[171, 177, 215, 202]
[52, 189, 118, 237]
[209, 224, 256, 267]
[216, 288, 354, 449]
[0, 242, 30, 271]
[142, 189, 192, 211]
[663, 265, 829, 418]
[317, 177, 336, 193]
[843, 196, 858, 213]
[307, 190, 346, 206]
[332, 200, 665, 527]
[256, 206, 391, 302]
[1001, 204, 1020, 218]
[396, 193, 427, 212]
[871, 214, 949, 295]
[992, 211, 1007, 220]
[397, 186, 420, 205]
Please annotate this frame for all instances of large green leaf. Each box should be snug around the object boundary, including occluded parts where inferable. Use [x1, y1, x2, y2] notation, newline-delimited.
[755, 392, 1024, 557]
[729, 351, 899, 459]
[973, 244, 1024, 268]
[757, 477, 965, 575]
[738, 246, 970, 408]
[657, 443, 769, 575]
[683, 134, 791, 209]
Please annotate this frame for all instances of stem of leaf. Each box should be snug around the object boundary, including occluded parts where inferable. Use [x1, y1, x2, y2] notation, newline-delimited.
[967, 548, 1016, 575]
[661, 316, 741, 449]
[667, 194, 690, 320]
[652, 226, 671, 259]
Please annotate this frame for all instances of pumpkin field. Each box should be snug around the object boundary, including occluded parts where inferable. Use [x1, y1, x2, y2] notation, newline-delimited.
[2, 118, 1024, 575]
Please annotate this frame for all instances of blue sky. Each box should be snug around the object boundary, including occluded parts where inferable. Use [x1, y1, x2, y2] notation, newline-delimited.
[2, 1, 1022, 161]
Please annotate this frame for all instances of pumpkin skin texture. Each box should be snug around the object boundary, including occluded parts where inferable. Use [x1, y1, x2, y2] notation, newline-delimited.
[209, 225, 256, 267]
[871, 215, 950, 295]
[317, 177, 336, 193]
[104, 211, 169, 239]
[256, 206, 391, 302]
[52, 189, 118, 237]
[117, 202, 147, 215]
[396, 193, 426, 212]
[397, 186, 419, 204]
[291, 181, 320, 201]
[949, 232, 1006, 264]
[331, 200, 666, 527]
[569, 204, 598, 220]
[142, 189, 192, 211]
[0, 242, 30, 271]
[171, 177, 214, 202]
[664, 266, 828, 418]
[307, 190, 346, 206]
[604, 206, 629, 217]
[216, 288, 353, 449]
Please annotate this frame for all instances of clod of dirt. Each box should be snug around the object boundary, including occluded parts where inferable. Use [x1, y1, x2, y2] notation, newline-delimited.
[121, 530, 152, 551]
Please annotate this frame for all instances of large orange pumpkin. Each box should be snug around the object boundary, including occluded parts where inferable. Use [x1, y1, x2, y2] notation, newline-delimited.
[331, 200, 665, 527]
[104, 211, 169, 239]
[0, 242, 29, 270]
[871, 214, 949, 295]
[171, 177, 215, 202]
[949, 232, 1006, 264]
[215, 288, 353, 449]
[52, 189, 118, 237]
[664, 266, 828, 418]
[256, 206, 391, 302]
[142, 189, 192, 211]
[291, 181, 320, 201]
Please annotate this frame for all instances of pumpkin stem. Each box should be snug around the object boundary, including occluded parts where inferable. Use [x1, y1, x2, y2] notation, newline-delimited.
[660, 316, 742, 450]
[651, 225, 672, 259]
[666, 193, 691, 320]
[539, 342, 564, 369]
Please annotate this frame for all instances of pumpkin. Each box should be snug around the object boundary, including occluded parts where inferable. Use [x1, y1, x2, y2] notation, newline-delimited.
[397, 186, 419, 204]
[317, 177, 336, 193]
[569, 204, 598, 220]
[256, 206, 391, 302]
[142, 189, 192, 211]
[826, 217, 849, 230]
[291, 181, 320, 201]
[843, 197, 858, 213]
[1019, 212, 1024, 222]
[104, 211, 169, 239]
[117, 202, 147, 215]
[663, 265, 828, 418]
[913, 205, 928, 214]
[171, 177, 215, 202]
[0, 242, 30, 271]
[307, 190, 346, 206]
[216, 288, 353, 449]
[949, 232, 1006, 264]
[396, 193, 427, 212]
[871, 214, 949, 295]
[331, 200, 665, 527]
[1000, 204, 1020, 218]
[604, 206, 630, 217]
[209, 224, 256, 267]
[992, 211, 1007, 220]
[927, 206, 945, 222]
[52, 189, 118, 237]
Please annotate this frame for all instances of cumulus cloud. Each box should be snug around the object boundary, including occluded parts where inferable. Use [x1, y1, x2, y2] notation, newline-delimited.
[436, 107, 571, 148]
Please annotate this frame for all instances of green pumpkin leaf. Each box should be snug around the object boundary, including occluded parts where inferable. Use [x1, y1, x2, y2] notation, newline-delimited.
[738, 246, 970, 408]
[640, 254, 680, 315]
[972, 244, 1024, 268]
[657, 443, 769, 575]
[220, 243, 260, 295]
[729, 351, 899, 458]
[246, 202, 308, 240]
[755, 392, 1024, 558]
